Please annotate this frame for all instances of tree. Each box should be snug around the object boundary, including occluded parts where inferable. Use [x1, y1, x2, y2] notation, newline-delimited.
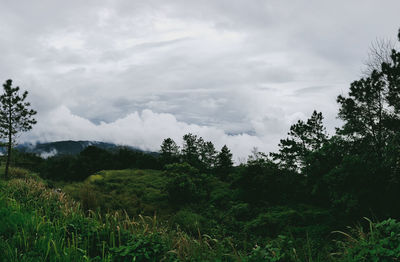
[363, 38, 398, 76]
[382, 29, 400, 114]
[337, 32, 400, 160]
[198, 140, 217, 171]
[236, 155, 304, 205]
[181, 133, 201, 167]
[336, 70, 390, 159]
[160, 138, 180, 166]
[271, 110, 327, 172]
[0, 79, 37, 179]
[340, 29, 400, 148]
[215, 145, 233, 180]
[316, 29, 400, 216]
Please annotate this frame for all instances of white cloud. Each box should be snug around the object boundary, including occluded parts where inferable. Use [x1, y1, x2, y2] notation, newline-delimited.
[22, 106, 268, 162]
[1, 0, 399, 161]
[40, 149, 58, 159]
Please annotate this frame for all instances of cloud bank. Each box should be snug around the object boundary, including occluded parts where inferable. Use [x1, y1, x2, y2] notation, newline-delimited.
[23, 106, 270, 162]
[1, 0, 400, 160]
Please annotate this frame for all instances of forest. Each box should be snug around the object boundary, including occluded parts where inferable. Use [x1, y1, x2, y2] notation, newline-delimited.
[0, 30, 400, 261]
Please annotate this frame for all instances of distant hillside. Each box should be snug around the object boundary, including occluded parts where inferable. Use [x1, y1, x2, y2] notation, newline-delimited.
[10, 140, 157, 158]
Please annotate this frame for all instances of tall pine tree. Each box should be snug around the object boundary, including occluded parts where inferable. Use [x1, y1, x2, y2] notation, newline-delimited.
[0, 79, 37, 179]
[271, 110, 327, 172]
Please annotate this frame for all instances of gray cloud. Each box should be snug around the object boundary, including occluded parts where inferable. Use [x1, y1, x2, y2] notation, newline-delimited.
[1, 0, 399, 159]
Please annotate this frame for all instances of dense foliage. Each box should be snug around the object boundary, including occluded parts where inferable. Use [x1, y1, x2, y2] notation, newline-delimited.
[16, 146, 161, 181]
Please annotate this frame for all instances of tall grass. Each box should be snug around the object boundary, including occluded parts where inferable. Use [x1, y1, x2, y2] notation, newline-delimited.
[3, 168, 397, 261]
[0, 176, 242, 261]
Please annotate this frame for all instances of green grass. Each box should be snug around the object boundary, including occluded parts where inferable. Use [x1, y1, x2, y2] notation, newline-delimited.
[57, 168, 338, 261]
[0, 175, 242, 261]
[62, 169, 171, 217]
[2, 166, 400, 261]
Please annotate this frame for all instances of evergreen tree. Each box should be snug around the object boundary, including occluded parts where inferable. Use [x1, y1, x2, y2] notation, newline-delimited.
[337, 29, 400, 158]
[337, 71, 390, 159]
[271, 110, 327, 172]
[216, 145, 233, 180]
[160, 138, 180, 166]
[332, 30, 400, 215]
[182, 133, 200, 167]
[383, 29, 400, 114]
[199, 140, 217, 171]
[0, 79, 37, 179]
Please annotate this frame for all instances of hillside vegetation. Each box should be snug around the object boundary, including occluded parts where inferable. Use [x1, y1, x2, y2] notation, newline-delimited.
[0, 172, 230, 261]
[2, 168, 400, 261]
[63, 169, 171, 217]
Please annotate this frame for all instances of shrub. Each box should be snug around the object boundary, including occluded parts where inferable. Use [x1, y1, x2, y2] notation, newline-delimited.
[245, 208, 303, 237]
[79, 182, 99, 212]
[165, 163, 210, 205]
[247, 235, 299, 262]
[173, 209, 205, 235]
[210, 185, 232, 209]
[110, 233, 175, 262]
[4, 178, 79, 219]
[335, 218, 400, 261]
[230, 203, 251, 221]
[8, 167, 30, 179]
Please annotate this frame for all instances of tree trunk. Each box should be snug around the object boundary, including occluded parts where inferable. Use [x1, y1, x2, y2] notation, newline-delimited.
[4, 109, 11, 179]
[4, 133, 11, 180]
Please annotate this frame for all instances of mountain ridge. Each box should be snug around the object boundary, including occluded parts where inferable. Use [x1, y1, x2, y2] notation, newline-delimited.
[11, 140, 156, 158]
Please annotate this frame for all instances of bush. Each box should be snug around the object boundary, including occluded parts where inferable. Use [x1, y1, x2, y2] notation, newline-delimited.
[247, 235, 299, 262]
[209, 184, 232, 209]
[110, 233, 175, 262]
[3, 178, 79, 220]
[8, 167, 30, 179]
[230, 203, 251, 221]
[173, 209, 206, 235]
[245, 208, 303, 237]
[165, 163, 210, 205]
[78, 182, 99, 212]
[336, 218, 400, 261]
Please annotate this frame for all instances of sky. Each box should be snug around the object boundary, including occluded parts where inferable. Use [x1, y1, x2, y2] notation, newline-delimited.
[0, 0, 399, 161]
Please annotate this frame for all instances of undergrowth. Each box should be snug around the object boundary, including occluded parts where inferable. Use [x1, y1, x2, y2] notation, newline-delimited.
[2, 169, 400, 261]
[0, 176, 238, 261]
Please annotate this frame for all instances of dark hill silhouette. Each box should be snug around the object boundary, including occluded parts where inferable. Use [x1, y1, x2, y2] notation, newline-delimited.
[9, 140, 158, 157]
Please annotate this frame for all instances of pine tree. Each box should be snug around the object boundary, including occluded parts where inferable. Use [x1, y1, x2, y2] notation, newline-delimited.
[160, 138, 180, 166]
[0, 79, 37, 179]
[199, 140, 217, 171]
[271, 110, 327, 172]
[216, 145, 233, 180]
[182, 133, 200, 167]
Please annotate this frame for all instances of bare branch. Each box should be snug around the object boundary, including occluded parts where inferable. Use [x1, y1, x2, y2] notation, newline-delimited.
[362, 38, 398, 76]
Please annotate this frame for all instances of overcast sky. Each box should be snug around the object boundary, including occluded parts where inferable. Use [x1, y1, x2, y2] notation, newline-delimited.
[0, 0, 399, 161]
